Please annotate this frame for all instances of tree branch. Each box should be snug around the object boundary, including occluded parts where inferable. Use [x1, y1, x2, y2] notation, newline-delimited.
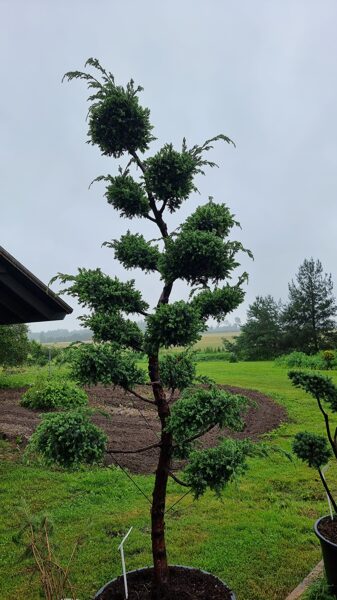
[107, 441, 161, 455]
[168, 471, 191, 488]
[130, 151, 169, 239]
[145, 214, 157, 224]
[316, 395, 337, 460]
[159, 199, 168, 214]
[178, 423, 216, 447]
[318, 467, 337, 513]
[126, 388, 155, 405]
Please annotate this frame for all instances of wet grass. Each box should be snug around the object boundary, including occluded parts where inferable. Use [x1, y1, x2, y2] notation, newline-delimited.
[1, 361, 336, 599]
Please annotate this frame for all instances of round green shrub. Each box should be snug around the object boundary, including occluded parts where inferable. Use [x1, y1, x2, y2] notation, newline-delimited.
[160, 351, 196, 391]
[21, 379, 88, 411]
[89, 89, 152, 157]
[27, 409, 107, 467]
[105, 175, 149, 218]
[145, 145, 197, 211]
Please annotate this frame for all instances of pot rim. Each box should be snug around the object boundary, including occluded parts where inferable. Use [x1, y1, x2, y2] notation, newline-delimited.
[314, 515, 337, 549]
[94, 565, 236, 599]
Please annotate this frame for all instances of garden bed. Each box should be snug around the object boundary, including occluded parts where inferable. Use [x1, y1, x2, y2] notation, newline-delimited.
[0, 384, 286, 473]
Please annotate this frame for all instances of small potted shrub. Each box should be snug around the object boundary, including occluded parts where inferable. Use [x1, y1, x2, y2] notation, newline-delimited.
[289, 370, 337, 594]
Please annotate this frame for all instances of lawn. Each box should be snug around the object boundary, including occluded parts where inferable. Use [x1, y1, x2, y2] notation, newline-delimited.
[0, 361, 335, 600]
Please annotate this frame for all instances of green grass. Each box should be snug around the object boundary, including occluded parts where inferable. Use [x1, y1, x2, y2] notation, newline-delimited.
[0, 364, 70, 388]
[1, 361, 335, 599]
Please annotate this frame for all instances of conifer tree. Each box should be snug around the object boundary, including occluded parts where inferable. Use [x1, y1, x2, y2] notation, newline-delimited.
[283, 258, 337, 353]
[58, 59, 252, 598]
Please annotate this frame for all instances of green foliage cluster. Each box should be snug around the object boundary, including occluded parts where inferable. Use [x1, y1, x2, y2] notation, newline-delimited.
[193, 285, 245, 322]
[184, 439, 252, 498]
[54, 269, 148, 315]
[27, 409, 107, 468]
[275, 351, 327, 370]
[21, 379, 88, 411]
[111, 232, 160, 272]
[167, 385, 247, 459]
[144, 144, 198, 212]
[70, 343, 145, 388]
[160, 230, 243, 287]
[181, 201, 238, 237]
[105, 174, 149, 218]
[64, 59, 154, 158]
[292, 432, 331, 469]
[145, 301, 206, 350]
[289, 370, 337, 410]
[322, 350, 335, 370]
[27, 341, 62, 367]
[0, 324, 29, 368]
[81, 312, 143, 350]
[159, 351, 196, 391]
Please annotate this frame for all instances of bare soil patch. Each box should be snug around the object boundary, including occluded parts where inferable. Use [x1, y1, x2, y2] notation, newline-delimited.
[0, 384, 286, 474]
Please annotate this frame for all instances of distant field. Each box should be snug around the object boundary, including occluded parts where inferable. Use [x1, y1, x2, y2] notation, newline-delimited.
[43, 331, 240, 350]
[193, 331, 239, 349]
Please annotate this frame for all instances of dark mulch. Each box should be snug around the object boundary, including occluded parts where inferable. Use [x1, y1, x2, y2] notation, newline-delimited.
[95, 566, 233, 600]
[317, 516, 337, 545]
[0, 383, 286, 474]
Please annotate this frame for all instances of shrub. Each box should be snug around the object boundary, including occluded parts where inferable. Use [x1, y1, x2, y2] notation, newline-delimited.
[21, 379, 88, 410]
[275, 351, 325, 370]
[27, 409, 107, 467]
[322, 350, 335, 370]
[27, 341, 62, 367]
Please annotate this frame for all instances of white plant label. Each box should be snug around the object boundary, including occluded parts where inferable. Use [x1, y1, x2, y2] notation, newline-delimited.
[118, 527, 133, 599]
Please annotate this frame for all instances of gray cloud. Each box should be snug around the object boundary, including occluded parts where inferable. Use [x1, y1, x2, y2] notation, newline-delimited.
[1, 0, 337, 330]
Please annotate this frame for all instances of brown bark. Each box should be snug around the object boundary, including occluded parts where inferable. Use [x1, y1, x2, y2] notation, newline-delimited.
[149, 354, 172, 599]
[131, 149, 174, 596]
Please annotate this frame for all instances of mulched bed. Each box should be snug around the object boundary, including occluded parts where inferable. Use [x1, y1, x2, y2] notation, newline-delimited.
[95, 566, 234, 600]
[0, 384, 286, 474]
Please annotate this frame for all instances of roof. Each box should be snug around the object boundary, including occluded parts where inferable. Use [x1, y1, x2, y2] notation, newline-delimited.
[0, 246, 73, 325]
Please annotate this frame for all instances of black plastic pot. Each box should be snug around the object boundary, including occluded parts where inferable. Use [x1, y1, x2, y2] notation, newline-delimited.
[314, 516, 337, 594]
[94, 565, 236, 599]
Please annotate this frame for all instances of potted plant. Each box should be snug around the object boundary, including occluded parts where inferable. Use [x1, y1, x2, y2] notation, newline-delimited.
[53, 58, 256, 599]
[289, 370, 337, 595]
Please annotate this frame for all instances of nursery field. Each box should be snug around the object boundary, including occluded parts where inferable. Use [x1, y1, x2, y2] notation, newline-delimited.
[0, 361, 335, 600]
[46, 331, 238, 350]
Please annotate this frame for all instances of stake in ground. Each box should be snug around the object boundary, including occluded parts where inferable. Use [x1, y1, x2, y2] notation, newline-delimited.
[50, 58, 255, 598]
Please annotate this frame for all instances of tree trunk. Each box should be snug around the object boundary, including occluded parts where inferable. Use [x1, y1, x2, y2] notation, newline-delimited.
[149, 354, 172, 599]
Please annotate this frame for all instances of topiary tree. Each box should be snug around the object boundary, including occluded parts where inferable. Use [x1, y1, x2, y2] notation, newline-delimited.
[290, 370, 337, 512]
[57, 58, 253, 598]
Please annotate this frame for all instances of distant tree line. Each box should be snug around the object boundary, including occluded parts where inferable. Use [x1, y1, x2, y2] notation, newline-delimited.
[29, 329, 93, 343]
[225, 258, 337, 360]
[29, 319, 240, 343]
[207, 317, 241, 333]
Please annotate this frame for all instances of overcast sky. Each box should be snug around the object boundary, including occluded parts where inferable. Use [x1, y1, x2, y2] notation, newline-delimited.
[1, 0, 337, 331]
